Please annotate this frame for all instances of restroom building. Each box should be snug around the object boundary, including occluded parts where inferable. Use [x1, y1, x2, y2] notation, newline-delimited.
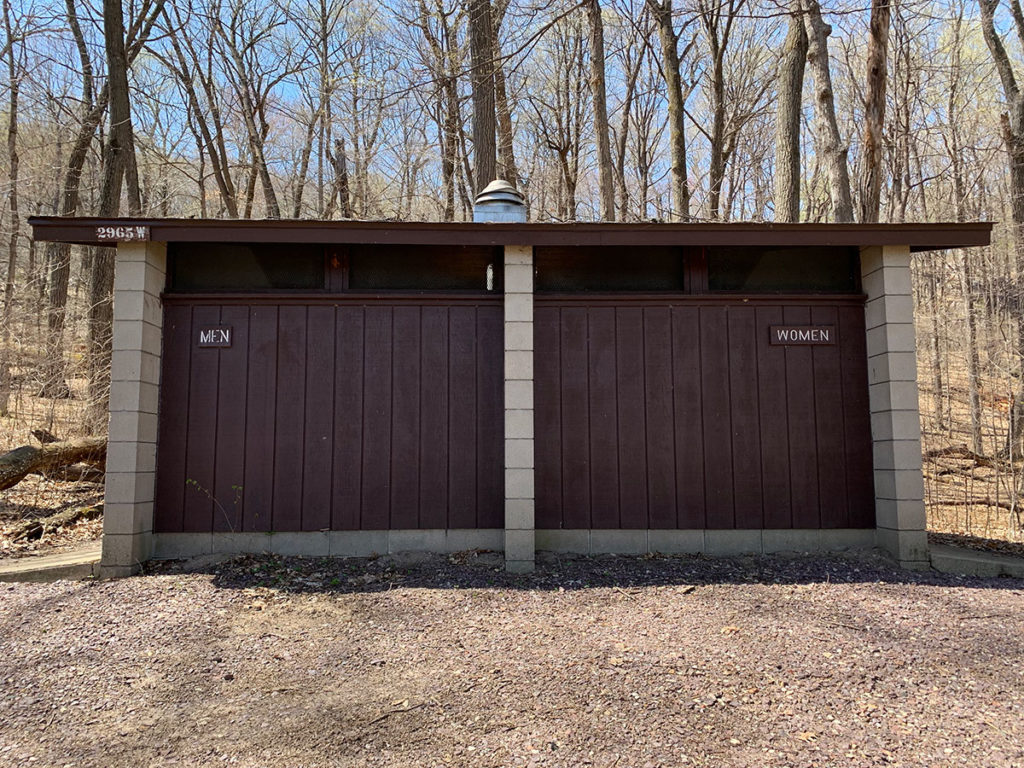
[29, 196, 991, 576]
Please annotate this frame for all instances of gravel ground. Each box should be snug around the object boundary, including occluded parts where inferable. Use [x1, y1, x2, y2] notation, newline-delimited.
[1, 551, 1022, 768]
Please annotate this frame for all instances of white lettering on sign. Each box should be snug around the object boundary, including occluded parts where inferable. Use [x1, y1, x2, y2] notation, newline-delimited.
[197, 327, 232, 347]
[95, 225, 149, 242]
[775, 328, 829, 342]
[769, 325, 837, 346]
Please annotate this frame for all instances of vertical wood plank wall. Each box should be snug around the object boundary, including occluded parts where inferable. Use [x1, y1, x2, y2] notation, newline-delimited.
[155, 298, 504, 532]
[535, 297, 875, 530]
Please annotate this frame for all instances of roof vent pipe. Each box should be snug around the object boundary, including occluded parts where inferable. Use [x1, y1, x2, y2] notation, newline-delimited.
[473, 179, 526, 223]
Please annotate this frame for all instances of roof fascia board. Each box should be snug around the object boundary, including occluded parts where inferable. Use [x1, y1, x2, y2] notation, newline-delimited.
[28, 217, 993, 252]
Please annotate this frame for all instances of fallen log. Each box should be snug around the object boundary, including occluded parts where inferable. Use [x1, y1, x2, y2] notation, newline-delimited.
[0, 437, 106, 492]
[923, 444, 1005, 470]
[33, 462, 106, 483]
[8, 504, 103, 542]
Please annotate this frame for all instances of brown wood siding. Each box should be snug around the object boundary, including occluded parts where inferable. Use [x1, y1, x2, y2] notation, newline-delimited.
[535, 297, 874, 529]
[155, 298, 503, 532]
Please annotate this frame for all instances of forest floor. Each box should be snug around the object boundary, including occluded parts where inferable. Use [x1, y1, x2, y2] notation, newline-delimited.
[919, 376, 1024, 551]
[0, 378, 104, 559]
[1, 551, 1022, 768]
[0, 474, 103, 558]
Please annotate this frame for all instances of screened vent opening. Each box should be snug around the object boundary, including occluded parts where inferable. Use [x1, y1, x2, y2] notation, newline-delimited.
[707, 247, 860, 293]
[347, 245, 501, 291]
[169, 243, 325, 291]
[535, 246, 685, 292]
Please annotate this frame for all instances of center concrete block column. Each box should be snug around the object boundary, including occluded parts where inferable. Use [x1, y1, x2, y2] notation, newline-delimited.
[504, 244, 535, 572]
[102, 241, 166, 577]
[861, 244, 929, 569]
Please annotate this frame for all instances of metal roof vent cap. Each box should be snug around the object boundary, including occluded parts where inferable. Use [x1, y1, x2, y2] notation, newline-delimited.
[473, 179, 526, 223]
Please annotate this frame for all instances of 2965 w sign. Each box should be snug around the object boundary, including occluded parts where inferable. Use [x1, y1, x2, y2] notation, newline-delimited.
[95, 225, 149, 242]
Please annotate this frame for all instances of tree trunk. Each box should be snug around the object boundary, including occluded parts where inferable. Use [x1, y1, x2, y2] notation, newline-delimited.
[960, 253, 983, 453]
[585, 0, 615, 220]
[948, 7, 982, 454]
[1, 0, 21, 416]
[217, 19, 280, 218]
[468, 0, 496, 193]
[325, 138, 353, 218]
[40, 0, 162, 401]
[443, 79, 460, 220]
[697, 0, 741, 221]
[0, 437, 107, 492]
[929, 268, 945, 431]
[801, 0, 853, 222]
[648, 0, 690, 221]
[978, 0, 1024, 455]
[773, 2, 806, 223]
[859, 0, 890, 223]
[96, 0, 143, 218]
[40, 0, 108, 400]
[708, 50, 726, 220]
[492, 0, 518, 189]
[85, 0, 147, 433]
[292, 113, 317, 218]
[613, 37, 644, 220]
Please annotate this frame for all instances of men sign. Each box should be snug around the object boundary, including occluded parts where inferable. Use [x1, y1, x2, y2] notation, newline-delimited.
[197, 326, 232, 348]
[769, 325, 836, 345]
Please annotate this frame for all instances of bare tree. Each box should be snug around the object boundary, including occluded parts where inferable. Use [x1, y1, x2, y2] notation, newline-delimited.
[773, 0, 806, 223]
[610, 3, 650, 219]
[83, 0, 165, 430]
[978, 0, 1024, 455]
[585, 0, 615, 220]
[801, 0, 853, 221]
[40, 0, 108, 398]
[0, 0, 28, 415]
[492, 0, 519, 188]
[647, 0, 694, 220]
[628, 49, 668, 218]
[414, 0, 466, 220]
[214, 0, 299, 219]
[468, 0, 497, 190]
[859, 0, 890, 223]
[158, 2, 240, 218]
[696, 0, 745, 220]
[528, 16, 587, 220]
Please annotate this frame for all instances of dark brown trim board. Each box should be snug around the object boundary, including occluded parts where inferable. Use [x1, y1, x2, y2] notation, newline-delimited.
[30, 216, 992, 252]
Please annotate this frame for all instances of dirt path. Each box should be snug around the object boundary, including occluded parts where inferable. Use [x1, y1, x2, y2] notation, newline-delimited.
[1, 552, 1022, 767]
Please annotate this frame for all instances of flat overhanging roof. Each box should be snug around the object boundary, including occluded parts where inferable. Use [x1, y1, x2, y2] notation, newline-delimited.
[28, 217, 993, 252]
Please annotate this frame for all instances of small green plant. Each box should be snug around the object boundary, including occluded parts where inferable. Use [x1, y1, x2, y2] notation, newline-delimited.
[185, 479, 243, 532]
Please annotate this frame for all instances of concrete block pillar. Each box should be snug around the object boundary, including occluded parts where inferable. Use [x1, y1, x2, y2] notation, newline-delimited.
[101, 241, 166, 577]
[504, 245, 535, 572]
[861, 244, 929, 569]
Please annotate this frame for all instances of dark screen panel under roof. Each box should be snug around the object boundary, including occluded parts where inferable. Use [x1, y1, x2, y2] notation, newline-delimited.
[535, 246, 686, 292]
[168, 242, 325, 291]
[347, 244, 500, 290]
[28, 217, 993, 252]
[707, 246, 860, 293]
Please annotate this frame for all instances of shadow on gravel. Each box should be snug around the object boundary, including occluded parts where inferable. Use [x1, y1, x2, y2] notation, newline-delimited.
[142, 549, 1024, 596]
